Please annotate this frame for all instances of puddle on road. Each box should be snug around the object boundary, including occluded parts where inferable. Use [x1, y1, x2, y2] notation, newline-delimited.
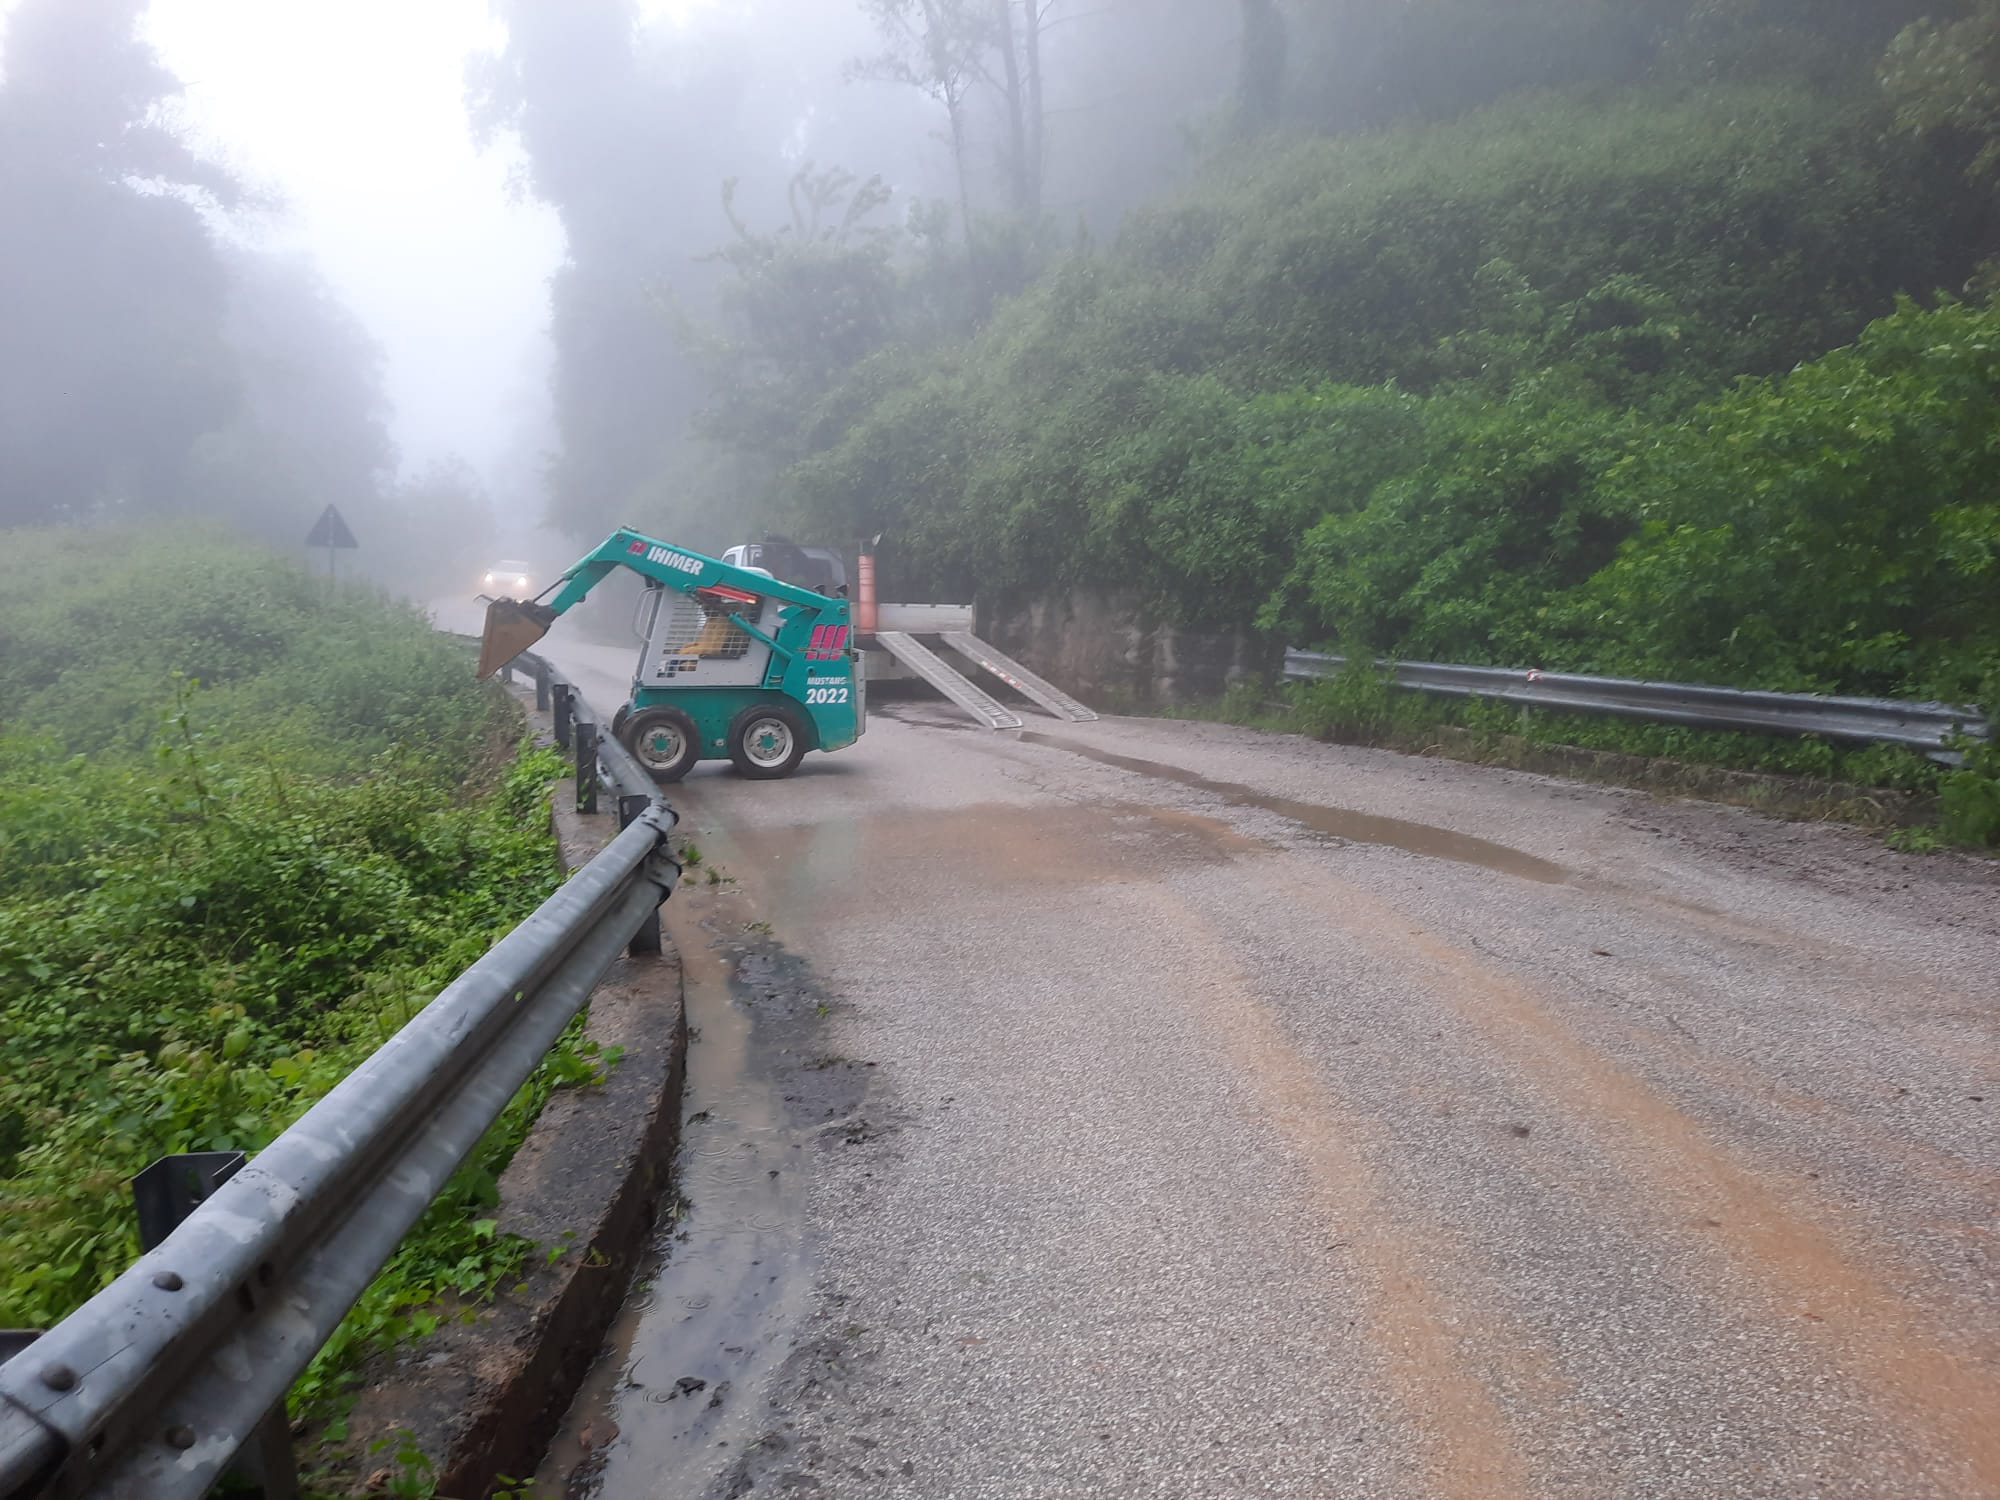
[535, 888, 816, 1500]
[1019, 732, 1571, 886]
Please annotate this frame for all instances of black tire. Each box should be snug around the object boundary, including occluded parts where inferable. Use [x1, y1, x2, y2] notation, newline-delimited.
[620, 705, 701, 783]
[727, 702, 810, 780]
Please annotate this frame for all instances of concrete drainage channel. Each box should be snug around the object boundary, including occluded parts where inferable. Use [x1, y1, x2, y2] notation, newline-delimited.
[528, 882, 868, 1499]
[352, 665, 867, 1499]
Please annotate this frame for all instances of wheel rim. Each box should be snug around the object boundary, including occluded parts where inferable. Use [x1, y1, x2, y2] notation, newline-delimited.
[635, 722, 687, 771]
[741, 716, 794, 769]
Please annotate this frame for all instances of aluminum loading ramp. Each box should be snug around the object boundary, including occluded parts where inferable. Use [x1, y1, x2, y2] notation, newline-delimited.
[872, 631, 1024, 730]
[942, 633, 1098, 722]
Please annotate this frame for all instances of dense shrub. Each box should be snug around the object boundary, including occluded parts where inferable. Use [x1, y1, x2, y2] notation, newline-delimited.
[0, 528, 587, 1422]
[1555, 297, 2000, 700]
[772, 79, 2000, 838]
[785, 83, 1986, 607]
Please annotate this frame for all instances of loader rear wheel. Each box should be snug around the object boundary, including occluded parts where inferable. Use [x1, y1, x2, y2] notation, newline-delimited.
[621, 706, 700, 783]
[727, 703, 809, 780]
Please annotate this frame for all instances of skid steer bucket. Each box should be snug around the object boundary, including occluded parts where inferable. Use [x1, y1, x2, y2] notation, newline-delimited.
[477, 598, 558, 679]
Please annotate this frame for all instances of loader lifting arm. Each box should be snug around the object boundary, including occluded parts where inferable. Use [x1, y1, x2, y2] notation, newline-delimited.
[476, 527, 846, 678]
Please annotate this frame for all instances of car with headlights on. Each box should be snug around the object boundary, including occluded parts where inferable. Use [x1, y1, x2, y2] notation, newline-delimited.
[482, 559, 534, 597]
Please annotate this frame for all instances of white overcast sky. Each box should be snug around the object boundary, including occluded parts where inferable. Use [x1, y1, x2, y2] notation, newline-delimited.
[145, 0, 567, 488]
[5, 0, 719, 491]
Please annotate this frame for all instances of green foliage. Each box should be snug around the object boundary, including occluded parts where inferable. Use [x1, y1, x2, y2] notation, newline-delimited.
[1882, 0, 2000, 181]
[769, 77, 2000, 842]
[1286, 661, 1441, 748]
[1265, 391, 1636, 662]
[0, 527, 495, 760]
[1553, 296, 2000, 699]
[785, 82, 1986, 609]
[1284, 0, 1940, 133]
[689, 165, 902, 477]
[0, 529, 588, 1424]
[1172, 85, 1967, 390]
[1273, 296, 2000, 843]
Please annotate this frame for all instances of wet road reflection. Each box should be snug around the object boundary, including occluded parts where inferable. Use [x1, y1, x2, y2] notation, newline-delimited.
[535, 880, 813, 1498]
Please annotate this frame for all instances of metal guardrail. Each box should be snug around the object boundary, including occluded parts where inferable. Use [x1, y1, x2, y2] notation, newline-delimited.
[0, 648, 677, 1499]
[502, 649, 655, 805]
[1282, 650, 1990, 759]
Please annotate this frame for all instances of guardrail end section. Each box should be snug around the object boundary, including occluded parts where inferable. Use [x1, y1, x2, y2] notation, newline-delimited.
[637, 805, 681, 886]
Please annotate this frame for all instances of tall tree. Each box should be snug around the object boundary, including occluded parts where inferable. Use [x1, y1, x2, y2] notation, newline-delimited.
[185, 251, 398, 547]
[1882, 0, 2000, 185]
[0, 0, 241, 524]
[691, 164, 899, 477]
[1237, 0, 1287, 131]
[852, 0, 988, 233]
[855, 0, 1058, 227]
[471, 0, 684, 539]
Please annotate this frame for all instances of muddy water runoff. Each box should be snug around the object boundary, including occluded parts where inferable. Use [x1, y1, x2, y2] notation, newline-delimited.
[1017, 730, 1571, 884]
[534, 881, 815, 1499]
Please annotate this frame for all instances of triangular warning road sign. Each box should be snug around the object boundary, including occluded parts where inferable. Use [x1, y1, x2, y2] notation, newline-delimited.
[305, 504, 359, 550]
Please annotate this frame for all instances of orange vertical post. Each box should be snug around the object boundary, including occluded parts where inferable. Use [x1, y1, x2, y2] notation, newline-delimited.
[856, 551, 878, 635]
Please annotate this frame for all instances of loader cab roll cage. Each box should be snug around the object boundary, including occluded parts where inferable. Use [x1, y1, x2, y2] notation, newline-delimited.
[720, 540, 847, 596]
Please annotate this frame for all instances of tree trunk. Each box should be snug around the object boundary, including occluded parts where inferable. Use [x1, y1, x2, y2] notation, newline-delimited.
[1237, 0, 1286, 130]
[918, 0, 978, 237]
[1023, 0, 1045, 215]
[993, 0, 1034, 219]
[946, 91, 975, 238]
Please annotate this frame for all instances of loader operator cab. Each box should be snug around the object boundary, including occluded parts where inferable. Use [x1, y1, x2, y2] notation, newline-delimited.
[721, 539, 847, 597]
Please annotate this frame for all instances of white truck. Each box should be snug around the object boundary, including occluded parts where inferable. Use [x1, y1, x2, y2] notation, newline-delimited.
[718, 539, 1095, 729]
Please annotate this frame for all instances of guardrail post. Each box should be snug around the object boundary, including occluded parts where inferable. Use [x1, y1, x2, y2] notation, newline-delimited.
[552, 683, 573, 750]
[534, 659, 550, 712]
[576, 721, 599, 815]
[619, 795, 663, 956]
[131, 1153, 298, 1499]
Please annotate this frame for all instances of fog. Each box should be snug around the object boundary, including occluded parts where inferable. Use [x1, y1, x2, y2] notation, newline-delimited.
[144, 0, 565, 496]
[0, 0, 1241, 588]
[2, 0, 1976, 598]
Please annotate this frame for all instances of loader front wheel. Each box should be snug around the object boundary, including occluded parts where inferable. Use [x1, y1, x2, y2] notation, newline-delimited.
[622, 706, 700, 783]
[727, 703, 809, 780]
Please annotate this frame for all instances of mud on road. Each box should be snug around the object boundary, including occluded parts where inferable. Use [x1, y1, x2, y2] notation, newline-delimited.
[530, 641, 2000, 1500]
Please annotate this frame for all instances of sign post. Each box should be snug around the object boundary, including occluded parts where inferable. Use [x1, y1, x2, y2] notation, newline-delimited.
[304, 503, 359, 582]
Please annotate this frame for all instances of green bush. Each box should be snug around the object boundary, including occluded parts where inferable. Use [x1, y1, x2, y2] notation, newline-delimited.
[767, 78, 2000, 841]
[1555, 296, 2000, 700]
[0, 526, 587, 1422]
[1267, 296, 2000, 842]
[785, 82, 1986, 624]
[1262, 390, 1637, 661]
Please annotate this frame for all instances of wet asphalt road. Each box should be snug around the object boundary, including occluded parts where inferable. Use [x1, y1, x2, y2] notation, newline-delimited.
[534, 632, 1999, 1500]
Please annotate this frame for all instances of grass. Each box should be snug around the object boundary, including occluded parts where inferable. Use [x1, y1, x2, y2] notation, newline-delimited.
[1167, 665, 1989, 842]
[0, 525, 613, 1474]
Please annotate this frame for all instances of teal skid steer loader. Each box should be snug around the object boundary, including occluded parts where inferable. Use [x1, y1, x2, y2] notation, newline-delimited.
[477, 527, 862, 781]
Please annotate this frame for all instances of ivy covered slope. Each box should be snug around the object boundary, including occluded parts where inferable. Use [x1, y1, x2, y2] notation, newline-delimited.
[775, 75, 1998, 840]
[790, 83, 1995, 671]
[0, 528, 586, 1422]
